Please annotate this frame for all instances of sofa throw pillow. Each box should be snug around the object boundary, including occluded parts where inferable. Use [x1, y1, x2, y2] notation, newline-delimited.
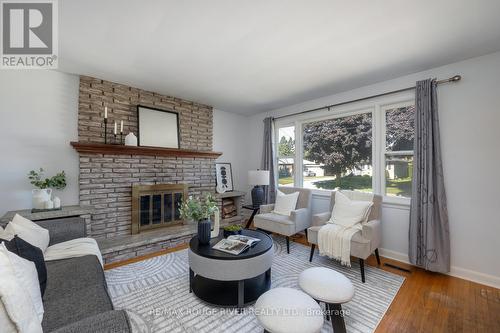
[1, 236, 47, 296]
[0, 225, 11, 240]
[0, 301, 17, 333]
[273, 190, 300, 216]
[0, 243, 43, 332]
[5, 214, 50, 253]
[330, 191, 373, 227]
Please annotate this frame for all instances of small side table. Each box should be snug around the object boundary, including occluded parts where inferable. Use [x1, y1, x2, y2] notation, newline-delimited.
[243, 204, 260, 229]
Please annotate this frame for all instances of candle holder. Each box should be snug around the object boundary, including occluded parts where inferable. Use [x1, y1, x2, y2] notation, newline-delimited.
[120, 132, 123, 145]
[114, 133, 117, 144]
[103, 118, 108, 144]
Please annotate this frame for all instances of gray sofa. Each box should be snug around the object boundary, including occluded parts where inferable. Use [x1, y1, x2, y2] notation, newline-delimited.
[1, 216, 131, 333]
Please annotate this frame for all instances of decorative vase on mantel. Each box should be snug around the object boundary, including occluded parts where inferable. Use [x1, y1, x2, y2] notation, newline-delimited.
[197, 219, 212, 245]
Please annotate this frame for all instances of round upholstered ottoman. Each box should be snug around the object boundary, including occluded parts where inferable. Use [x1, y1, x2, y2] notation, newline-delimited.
[254, 287, 324, 333]
[299, 267, 354, 333]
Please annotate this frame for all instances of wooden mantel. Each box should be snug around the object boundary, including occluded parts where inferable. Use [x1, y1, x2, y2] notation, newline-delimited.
[70, 142, 222, 159]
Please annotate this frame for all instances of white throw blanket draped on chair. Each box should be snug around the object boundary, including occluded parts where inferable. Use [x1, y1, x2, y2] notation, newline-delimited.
[317, 191, 374, 266]
[318, 224, 361, 266]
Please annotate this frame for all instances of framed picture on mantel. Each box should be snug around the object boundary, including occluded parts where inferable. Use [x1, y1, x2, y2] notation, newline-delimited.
[215, 163, 234, 192]
[137, 105, 180, 148]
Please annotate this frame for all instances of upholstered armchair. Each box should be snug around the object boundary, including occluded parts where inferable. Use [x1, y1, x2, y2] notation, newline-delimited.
[307, 190, 382, 282]
[254, 187, 312, 253]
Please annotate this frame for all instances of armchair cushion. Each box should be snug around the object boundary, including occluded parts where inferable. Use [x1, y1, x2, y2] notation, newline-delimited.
[254, 213, 295, 236]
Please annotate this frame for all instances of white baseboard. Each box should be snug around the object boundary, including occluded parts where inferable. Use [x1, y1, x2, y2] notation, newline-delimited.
[379, 248, 500, 289]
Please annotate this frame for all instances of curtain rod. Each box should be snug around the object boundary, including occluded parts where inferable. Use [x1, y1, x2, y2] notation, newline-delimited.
[273, 75, 462, 120]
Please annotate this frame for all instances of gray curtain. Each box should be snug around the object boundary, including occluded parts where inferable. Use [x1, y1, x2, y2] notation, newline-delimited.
[261, 117, 276, 204]
[409, 79, 450, 273]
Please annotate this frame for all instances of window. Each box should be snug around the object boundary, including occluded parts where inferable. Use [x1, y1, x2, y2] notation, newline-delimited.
[274, 97, 416, 203]
[384, 105, 415, 198]
[276, 125, 295, 187]
[302, 112, 373, 192]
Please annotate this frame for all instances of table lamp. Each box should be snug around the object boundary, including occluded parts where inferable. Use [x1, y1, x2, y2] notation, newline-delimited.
[248, 170, 270, 208]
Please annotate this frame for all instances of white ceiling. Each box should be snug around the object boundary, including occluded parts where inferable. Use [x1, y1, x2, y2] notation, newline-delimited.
[59, 0, 500, 115]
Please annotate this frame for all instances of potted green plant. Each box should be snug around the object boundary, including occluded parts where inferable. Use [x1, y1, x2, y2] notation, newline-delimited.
[223, 224, 243, 238]
[179, 194, 218, 245]
[28, 168, 66, 209]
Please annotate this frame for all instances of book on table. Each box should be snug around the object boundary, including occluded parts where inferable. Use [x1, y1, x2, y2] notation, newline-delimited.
[212, 235, 261, 255]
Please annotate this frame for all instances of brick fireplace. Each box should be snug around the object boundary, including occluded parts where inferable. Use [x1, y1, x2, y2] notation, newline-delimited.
[71, 76, 244, 263]
[75, 76, 217, 240]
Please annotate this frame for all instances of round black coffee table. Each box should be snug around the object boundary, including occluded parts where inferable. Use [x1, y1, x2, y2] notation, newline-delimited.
[188, 229, 273, 308]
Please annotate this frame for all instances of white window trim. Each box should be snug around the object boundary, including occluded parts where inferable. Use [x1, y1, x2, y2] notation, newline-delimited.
[274, 92, 415, 205]
[381, 100, 415, 205]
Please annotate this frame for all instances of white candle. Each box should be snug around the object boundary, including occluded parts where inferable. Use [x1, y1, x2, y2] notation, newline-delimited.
[114, 121, 117, 135]
[104, 106, 108, 119]
[120, 120, 123, 133]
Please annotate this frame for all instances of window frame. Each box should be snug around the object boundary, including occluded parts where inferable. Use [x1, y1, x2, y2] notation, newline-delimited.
[275, 122, 297, 188]
[380, 101, 415, 205]
[274, 93, 415, 205]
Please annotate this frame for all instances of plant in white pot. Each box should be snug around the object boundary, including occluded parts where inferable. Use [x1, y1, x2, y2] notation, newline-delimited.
[179, 194, 219, 244]
[28, 168, 66, 209]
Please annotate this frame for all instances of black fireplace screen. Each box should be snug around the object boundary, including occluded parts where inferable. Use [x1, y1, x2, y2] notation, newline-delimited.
[132, 184, 188, 234]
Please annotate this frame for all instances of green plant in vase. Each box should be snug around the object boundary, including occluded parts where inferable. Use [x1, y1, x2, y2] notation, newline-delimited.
[28, 168, 66, 210]
[180, 194, 218, 244]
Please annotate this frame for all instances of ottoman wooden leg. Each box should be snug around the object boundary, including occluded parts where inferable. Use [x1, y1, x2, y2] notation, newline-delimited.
[328, 303, 346, 333]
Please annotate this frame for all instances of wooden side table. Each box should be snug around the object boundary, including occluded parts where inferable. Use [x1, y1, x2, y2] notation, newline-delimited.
[243, 205, 260, 229]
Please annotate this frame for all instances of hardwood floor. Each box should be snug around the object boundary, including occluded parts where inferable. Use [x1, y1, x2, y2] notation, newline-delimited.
[105, 232, 500, 333]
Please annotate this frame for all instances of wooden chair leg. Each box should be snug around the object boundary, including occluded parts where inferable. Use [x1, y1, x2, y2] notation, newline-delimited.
[304, 228, 308, 239]
[309, 244, 315, 262]
[359, 258, 366, 283]
[375, 248, 381, 265]
[329, 303, 347, 333]
[285, 236, 290, 253]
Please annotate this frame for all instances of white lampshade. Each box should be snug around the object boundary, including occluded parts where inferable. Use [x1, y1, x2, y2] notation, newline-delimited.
[248, 170, 270, 186]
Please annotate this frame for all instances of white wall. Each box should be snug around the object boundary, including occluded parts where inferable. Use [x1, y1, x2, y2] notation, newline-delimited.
[213, 109, 249, 194]
[0, 70, 80, 216]
[242, 51, 500, 288]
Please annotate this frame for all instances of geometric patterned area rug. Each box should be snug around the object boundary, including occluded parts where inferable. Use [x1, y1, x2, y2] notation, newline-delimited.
[105, 236, 404, 333]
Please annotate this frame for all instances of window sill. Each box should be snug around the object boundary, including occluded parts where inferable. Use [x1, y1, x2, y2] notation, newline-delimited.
[382, 197, 411, 209]
[309, 188, 411, 208]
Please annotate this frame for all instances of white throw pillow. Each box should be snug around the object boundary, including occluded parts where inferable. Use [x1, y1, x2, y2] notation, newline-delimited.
[330, 191, 373, 227]
[273, 190, 300, 216]
[5, 214, 50, 252]
[0, 243, 43, 333]
[0, 301, 17, 333]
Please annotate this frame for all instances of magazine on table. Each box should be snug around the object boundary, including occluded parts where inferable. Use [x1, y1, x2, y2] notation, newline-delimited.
[212, 235, 261, 255]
